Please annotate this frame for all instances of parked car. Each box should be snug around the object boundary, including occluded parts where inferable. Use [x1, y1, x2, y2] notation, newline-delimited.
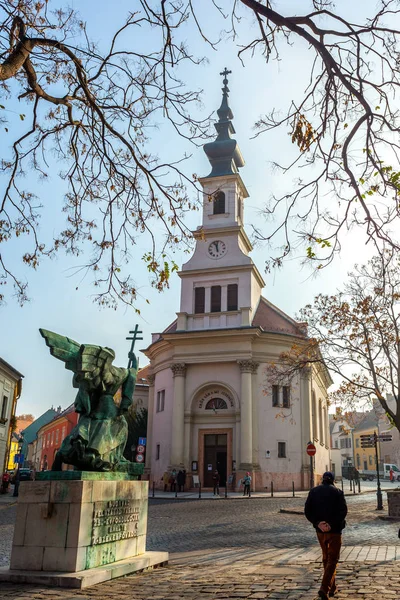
[10, 468, 33, 483]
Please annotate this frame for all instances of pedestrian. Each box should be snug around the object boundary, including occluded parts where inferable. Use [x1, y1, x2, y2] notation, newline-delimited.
[243, 472, 251, 497]
[162, 471, 169, 492]
[169, 469, 177, 492]
[304, 471, 347, 600]
[182, 469, 187, 492]
[1, 472, 10, 494]
[390, 467, 394, 483]
[177, 470, 185, 492]
[212, 469, 220, 496]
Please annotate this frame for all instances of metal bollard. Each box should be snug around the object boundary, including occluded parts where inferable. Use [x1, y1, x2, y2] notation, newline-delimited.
[152, 481, 155, 498]
[353, 479, 356, 494]
[341, 478, 344, 492]
[292, 481, 295, 497]
[199, 482, 201, 499]
[350, 479, 352, 491]
[175, 486, 178, 498]
[271, 481, 274, 497]
[358, 479, 361, 494]
[225, 485, 228, 498]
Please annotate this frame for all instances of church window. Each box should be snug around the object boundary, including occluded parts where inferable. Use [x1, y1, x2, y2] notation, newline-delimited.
[278, 442, 286, 458]
[211, 286, 221, 312]
[272, 385, 279, 407]
[227, 284, 238, 311]
[156, 390, 165, 412]
[156, 444, 160, 460]
[213, 191, 225, 214]
[205, 398, 228, 410]
[1, 395, 8, 421]
[194, 287, 205, 313]
[55, 429, 59, 444]
[356, 438, 360, 447]
[369, 455, 373, 466]
[237, 197, 242, 221]
[282, 386, 290, 408]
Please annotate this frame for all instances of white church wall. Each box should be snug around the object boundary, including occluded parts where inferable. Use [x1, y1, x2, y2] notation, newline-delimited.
[151, 367, 175, 481]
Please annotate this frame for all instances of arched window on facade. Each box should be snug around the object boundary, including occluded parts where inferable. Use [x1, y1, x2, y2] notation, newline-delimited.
[312, 391, 317, 440]
[213, 191, 225, 215]
[205, 398, 228, 410]
[356, 454, 360, 467]
[319, 400, 324, 444]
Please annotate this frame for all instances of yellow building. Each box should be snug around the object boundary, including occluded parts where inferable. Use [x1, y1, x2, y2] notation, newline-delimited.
[353, 413, 380, 473]
[7, 432, 20, 470]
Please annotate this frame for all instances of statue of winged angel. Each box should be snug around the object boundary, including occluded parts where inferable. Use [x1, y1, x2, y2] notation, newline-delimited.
[40, 328, 138, 472]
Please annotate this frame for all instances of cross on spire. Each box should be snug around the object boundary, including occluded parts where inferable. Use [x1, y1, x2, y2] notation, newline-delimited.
[220, 67, 232, 89]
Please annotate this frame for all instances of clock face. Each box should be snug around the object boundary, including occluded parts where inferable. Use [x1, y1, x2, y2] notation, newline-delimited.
[208, 240, 227, 259]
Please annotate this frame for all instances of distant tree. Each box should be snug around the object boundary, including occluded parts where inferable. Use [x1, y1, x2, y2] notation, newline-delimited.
[2, 1, 400, 306]
[124, 407, 148, 461]
[269, 249, 400, 431]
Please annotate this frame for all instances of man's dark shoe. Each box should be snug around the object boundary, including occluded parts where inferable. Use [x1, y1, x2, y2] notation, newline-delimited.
[329, 591, 336, 598]
[318, 591, 329, 600]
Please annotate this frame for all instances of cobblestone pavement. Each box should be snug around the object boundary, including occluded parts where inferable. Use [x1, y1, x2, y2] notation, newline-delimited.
[1, 493, 400, 599]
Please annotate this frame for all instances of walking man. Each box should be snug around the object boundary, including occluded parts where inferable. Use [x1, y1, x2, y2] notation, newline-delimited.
[305, 471, 347, 599]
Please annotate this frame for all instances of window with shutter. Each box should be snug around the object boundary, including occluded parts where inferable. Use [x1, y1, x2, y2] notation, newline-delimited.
[194, 287, 205, 313]
[272, 385, 279, 407]
[211, 286, 221, 312]
[282, 386, 290, 408]
[227, 284, 238, 311]
[278, 442, 286, 458]
[213, 191, 225, 214]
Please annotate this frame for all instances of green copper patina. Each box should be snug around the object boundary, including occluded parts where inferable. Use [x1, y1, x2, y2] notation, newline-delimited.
[203, 68, 245, 178]
[39, 328, 142, 474]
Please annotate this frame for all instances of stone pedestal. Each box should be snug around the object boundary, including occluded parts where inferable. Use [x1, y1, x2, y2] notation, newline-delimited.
[386, 490, 400, 517]
[0, 473, 168, 588]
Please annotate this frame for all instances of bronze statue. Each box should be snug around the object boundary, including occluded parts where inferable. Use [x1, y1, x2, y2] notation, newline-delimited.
[40, 328, 138, 473]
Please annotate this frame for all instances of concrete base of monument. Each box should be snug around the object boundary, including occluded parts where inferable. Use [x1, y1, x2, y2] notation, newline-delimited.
[0, 552, 168, 589]
[2, 474, 168, 588]
[0, 551, 169, 589]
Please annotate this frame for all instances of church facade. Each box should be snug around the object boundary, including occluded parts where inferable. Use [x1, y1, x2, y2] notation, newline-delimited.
[143, 73, 332, 491]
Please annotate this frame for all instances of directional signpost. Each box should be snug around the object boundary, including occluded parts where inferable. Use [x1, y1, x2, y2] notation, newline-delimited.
[307, 442, 316, 489]
[360, 431, 393, 510]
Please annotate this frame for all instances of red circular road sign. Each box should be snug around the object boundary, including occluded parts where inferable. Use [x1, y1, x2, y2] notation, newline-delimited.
[137, 445, 145, 454]
[136, 453, 144, 463]
[306, 443, 317, 456]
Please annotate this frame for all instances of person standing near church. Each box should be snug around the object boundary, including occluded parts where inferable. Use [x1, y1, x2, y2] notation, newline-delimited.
[243, 472, 251, 497]
[304, 472, 347, 600]
[212, 469, 220, 496]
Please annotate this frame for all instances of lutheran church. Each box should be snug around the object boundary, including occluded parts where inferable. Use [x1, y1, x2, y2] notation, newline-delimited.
[141, 71, 332, 491]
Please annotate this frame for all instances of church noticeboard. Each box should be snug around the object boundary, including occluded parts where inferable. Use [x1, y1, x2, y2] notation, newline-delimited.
[91, 499, 141, 545]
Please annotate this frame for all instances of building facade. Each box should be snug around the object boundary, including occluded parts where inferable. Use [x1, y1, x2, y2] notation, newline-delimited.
[37, 404, 79, 471]
[142, 74, 332, 491]
[0, 357, 23, 473]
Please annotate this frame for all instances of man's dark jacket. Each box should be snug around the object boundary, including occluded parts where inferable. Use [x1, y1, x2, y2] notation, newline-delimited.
[305, 482, 348, 533]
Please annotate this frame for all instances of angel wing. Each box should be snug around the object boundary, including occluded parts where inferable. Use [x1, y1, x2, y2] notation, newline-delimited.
[77, 344, 115, 383]
[39, 328, 81, 372]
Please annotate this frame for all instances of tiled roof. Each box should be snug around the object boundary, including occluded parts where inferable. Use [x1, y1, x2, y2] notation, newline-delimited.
[163, 319, 177, 333]
[252, 297, 306, 336]
[137, 364, 150, 384]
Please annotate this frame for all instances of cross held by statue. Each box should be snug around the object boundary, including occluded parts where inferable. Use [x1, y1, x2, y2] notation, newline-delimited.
[126, 324, 143, 368]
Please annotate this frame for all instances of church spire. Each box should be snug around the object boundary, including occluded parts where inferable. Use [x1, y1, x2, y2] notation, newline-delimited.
[203, 68, 245, 178]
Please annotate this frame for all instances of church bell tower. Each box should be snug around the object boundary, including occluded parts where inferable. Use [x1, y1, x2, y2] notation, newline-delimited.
[176, 69, 265, 331]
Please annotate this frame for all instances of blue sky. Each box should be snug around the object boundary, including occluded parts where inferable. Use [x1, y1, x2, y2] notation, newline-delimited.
[0, 0, 385, 416]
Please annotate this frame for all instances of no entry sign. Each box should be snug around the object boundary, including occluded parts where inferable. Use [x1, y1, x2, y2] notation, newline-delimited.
[306, 443, 317, 456]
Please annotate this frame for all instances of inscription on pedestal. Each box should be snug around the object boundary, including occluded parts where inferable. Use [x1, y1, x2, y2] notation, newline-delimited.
[92, 499, 141, 545]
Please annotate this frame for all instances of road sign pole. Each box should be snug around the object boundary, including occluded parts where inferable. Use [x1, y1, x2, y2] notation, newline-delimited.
[374, 431, 383, 510]
[310, 455, 314, 489]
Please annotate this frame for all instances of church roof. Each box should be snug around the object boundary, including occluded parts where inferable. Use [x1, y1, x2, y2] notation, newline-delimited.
[252, 296, 306, 337]
[136, 364, 150, 385]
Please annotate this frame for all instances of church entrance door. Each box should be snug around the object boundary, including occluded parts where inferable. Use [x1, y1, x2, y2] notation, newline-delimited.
[203, 433, 227, 487]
